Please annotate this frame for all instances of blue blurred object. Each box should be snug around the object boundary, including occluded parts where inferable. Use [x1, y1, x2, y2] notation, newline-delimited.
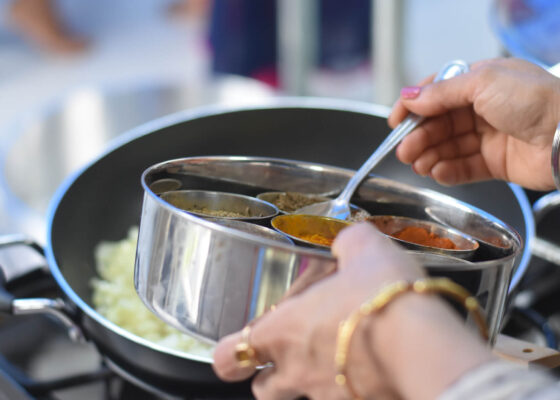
[491, 0, 560, 67]
[209, 0, 371, 86]
[319, 0, 371, 70]
[209, 0, 278, 85]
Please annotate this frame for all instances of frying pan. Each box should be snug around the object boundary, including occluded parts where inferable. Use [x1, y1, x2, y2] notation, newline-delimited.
[0, 99, 534, 395]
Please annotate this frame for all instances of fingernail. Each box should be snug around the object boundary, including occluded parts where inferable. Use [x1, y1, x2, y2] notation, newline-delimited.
[400, 86, 421, 99]
[412, 164, 426, 177]
[395, 144, 408, 165]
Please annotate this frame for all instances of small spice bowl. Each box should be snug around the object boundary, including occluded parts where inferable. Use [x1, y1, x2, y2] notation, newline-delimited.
[270, 214, 352, 249]
[368, 215, 479, 259]
[424, 206, 514, 259]
[257, 192, 327, 213]
[257, 191, 370, 222]
[160, 190, 279, 222]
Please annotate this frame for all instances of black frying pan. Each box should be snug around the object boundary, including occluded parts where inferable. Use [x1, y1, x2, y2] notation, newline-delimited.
[0, 100, 534, 395]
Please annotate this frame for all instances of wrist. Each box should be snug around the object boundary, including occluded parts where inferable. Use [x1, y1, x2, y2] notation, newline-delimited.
[368, 293, 494, 400]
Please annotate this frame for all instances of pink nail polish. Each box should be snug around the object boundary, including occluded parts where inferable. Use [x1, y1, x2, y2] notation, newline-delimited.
[401, 86, 421, 99]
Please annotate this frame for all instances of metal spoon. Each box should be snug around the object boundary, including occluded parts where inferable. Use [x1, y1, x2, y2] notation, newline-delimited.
[296, 60, 470, 220]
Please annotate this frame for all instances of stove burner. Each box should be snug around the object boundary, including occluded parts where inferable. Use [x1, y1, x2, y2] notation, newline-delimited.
[0, 323, 252, 400]
[0, 265, 253, 400]
[0, 366, 34, 400]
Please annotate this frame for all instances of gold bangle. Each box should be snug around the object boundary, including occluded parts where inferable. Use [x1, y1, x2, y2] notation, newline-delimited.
[551, 122, 560, 191]
[334, 278, 488, 400]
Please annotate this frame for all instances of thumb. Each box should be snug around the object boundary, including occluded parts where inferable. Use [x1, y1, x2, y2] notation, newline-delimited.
[400, 72, 478, 117]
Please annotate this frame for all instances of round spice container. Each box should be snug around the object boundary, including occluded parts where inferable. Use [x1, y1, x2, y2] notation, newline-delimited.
[271, 214, 352, 249]
[368, 215, 479, 259]
[136, 156, 521, 345]
[160, 190, 279, 222]
[424, 206, 514, 258]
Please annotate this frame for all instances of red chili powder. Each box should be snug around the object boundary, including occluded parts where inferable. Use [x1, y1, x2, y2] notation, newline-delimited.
[393, 226, 457, 249]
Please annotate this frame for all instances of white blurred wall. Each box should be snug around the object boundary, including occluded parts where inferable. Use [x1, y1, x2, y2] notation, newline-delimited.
[402, 0, 502, 85]
[371, 0, 503, 105]
[313, 0, 504, 104]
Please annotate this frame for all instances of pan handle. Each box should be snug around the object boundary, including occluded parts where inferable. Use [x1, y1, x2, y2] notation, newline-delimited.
[532, 191, 560, 266]
[0, 234, 85, 342]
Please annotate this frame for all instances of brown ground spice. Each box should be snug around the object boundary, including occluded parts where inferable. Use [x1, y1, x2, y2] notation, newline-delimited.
[270, 192, 326, 213]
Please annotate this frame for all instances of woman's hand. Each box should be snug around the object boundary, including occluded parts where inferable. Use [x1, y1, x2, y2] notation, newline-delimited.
[10, 0, 88, 54]
[212, 223, 425, 399]
[390, 58, 560, 190]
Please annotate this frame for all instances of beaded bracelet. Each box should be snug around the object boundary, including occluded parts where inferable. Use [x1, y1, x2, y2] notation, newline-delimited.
[334, 277, 489, 400]
[551, 122, 560, 191]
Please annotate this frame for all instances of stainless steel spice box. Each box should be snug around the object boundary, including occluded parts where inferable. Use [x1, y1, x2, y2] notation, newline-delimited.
[135, 156, 521, 344]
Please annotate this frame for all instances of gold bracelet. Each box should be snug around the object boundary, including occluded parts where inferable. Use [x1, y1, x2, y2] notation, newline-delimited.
[334, 278, 488, 400]
[551, 122, 560, 191]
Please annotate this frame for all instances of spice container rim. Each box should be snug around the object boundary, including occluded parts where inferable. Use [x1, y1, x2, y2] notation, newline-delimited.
[143, 189, 519, 270]
[270, 214, 353, 249]
[256, 191, 330, 214]
[159, 189, 280, 221]
[140, 156, 522, 269]
[368, 215, 479, 256]
[424, 205, 516, 252]
[206, 217, 295, 245]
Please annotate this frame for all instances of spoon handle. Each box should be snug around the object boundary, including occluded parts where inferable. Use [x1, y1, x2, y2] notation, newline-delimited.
[336, 60, 470, 204]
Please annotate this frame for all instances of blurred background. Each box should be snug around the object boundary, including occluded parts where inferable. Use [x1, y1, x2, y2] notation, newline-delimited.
[0, 0, 559, 238]
[1, 2, 560, 399]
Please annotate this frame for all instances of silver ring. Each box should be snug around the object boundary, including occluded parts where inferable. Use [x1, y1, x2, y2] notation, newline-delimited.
[551, 122, 560, 191]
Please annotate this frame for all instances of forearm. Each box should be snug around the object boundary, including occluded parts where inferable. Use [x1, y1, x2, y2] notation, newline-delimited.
[370, 294, 494, 400]
[438, 360, 558, 400]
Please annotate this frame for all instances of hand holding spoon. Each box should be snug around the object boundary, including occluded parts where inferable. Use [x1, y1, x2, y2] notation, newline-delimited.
[295, 60, 470, 220]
